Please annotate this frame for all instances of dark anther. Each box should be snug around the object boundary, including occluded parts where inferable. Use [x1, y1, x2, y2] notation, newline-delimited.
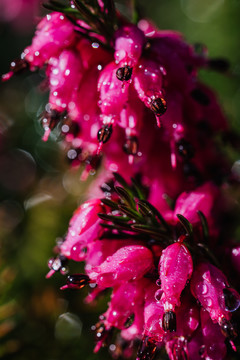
[219, 318, 237, 340]
[177, 139, 194, 160]
[190, 88, 210, 106]
[163, 311, 176, 332]
[150, 97, 167, 116]
[10, 58, 29, 74]
[124, 313, 135, 328]
[208, 58, 230, 73]
[66, 274, 91, 289]
[40, 109, 61, 130]
[137, 336, 158, 360]
[123, 136, 138, 155]
[116, 66, 133, 81]
[92, 322, 113, 347]
[97, 124, 113, 144]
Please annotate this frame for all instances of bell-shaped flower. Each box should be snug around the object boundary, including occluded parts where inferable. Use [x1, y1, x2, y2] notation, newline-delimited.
[23, 12, 76, 68]
[158, 240, 193, 331]
[60, 199, 105, 261]
[88, 245, 154, 288]
[190, 262, 240, 339]
[114, 24, 145, 67]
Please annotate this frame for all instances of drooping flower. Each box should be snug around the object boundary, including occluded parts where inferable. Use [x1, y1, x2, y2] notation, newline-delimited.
[3, 2, 240, 360]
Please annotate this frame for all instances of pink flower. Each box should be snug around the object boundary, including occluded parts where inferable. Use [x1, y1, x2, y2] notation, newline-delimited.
[23, 12, 76, 68]
[158, 239, 193, 330]
[60, 199, 105, 261]
[190, 262, 239, 339]
[114, 24, 145, 67]
[98, 62, 129, 117]
[88, 245, 154, 288]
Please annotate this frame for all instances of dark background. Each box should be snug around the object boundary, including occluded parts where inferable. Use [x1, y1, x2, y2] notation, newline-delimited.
[0, 0, 240, 359]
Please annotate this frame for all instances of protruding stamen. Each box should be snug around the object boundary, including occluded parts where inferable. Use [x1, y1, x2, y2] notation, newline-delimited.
[116, 66, 133, 81]
[80, 154, 102, 181]
[137, 336, 158, 360]
[92, 322, 113, 353]
[219, 317, 237, 340]
[97, 124, 113, 144]
[150, 97, 167, 117]
[163, 311, 176, 332]
[2, 59, 29, 82]
[61, 273, 92, 290]
[40, 109, 61, 141]
[123, 136, 138, 156]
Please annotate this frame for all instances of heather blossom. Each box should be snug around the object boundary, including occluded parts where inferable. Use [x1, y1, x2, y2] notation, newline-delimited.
[3, 1, 240, 360]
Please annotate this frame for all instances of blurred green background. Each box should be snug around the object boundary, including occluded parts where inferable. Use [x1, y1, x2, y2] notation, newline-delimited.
[0, 0, 240, 359]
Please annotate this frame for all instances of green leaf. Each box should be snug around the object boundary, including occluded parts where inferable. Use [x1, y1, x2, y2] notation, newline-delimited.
[197, 243, 220, 268]
[43, 1, 80, 14]
[73, 0, 110, 38]
[138, 200, 171, 232]
[115, 186, 135, 208]
[197, 210, 209, 241]
[176, 214, 193, 237]
[118, 205, 142, 221]
[100, 222, 137, 232]
[130, 177, 146, 200]
[98, 213, 130, 224]
[131, 223, 168, 241]
[100, 198, 119, 210]
[113, 173, 131, 191]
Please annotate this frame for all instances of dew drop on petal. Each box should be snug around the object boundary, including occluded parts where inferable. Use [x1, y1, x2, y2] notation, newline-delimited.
[155, 289, 163, 302]
[223, 288, 240, 312]
[205, 297, 212, 307]
[197, 283, 208, 295]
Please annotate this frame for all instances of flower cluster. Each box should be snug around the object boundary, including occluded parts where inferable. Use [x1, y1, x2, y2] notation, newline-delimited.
[3, 1, 239, 360]
[47, 174, 240, 360]
[3, 1, 229, 193]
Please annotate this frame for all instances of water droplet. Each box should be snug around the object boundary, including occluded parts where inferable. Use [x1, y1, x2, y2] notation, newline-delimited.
[205, 297, 212, 307]
[60, 266, 69, 275]
[223, 288, 240, 312]
[48, 258, 54, 269]
[202, 284, 208, 294]
[92, 42, 99, 49]
[70, 229, 76, 236]
[155, 289, 163, 302]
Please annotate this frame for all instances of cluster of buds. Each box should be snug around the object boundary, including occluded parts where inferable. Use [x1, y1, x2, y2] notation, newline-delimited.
[3, 1, 239, 360]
